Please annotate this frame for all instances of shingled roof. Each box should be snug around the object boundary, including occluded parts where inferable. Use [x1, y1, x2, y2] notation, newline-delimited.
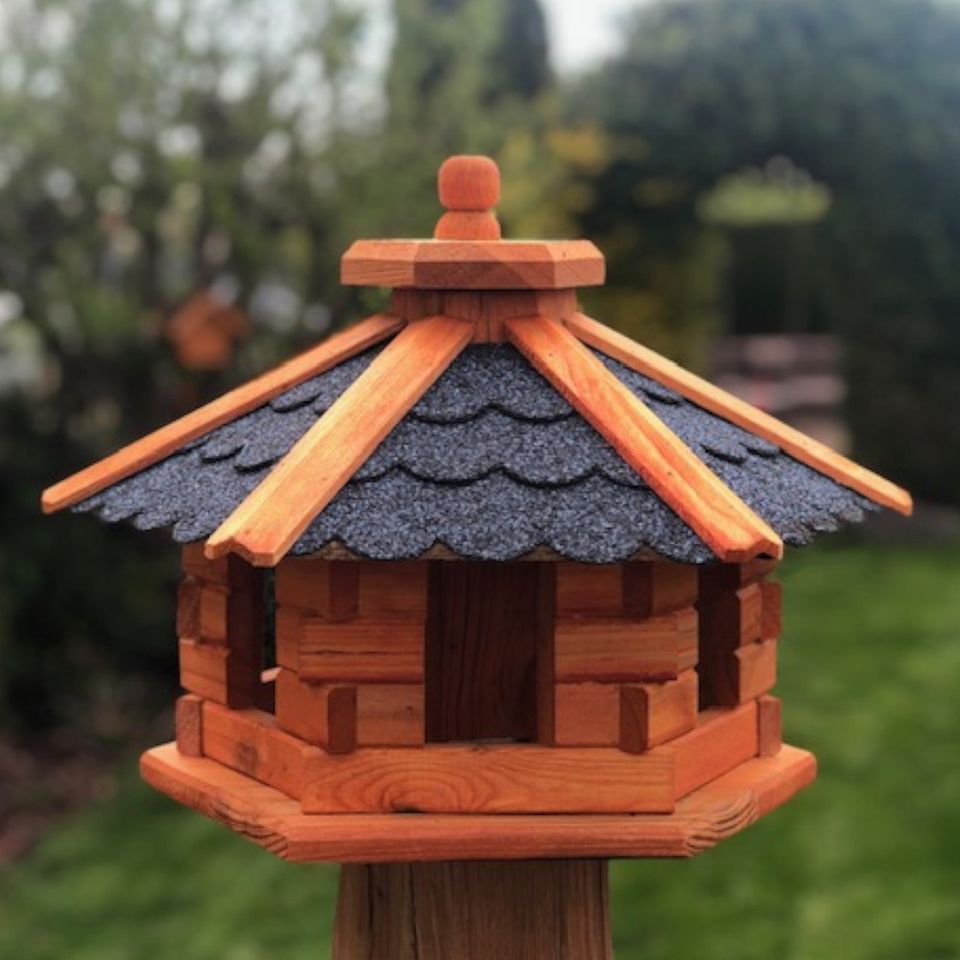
[70, 341, 879, 564]
[43, 156, 911, 565]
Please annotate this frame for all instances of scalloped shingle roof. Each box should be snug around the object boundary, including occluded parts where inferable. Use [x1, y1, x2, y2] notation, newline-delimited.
[75, 343, 876, 563]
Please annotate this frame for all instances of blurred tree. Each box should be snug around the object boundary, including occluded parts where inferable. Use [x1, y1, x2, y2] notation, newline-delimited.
[573, 0, 960, 504]
[0, 0, 565, 739]
[0, 0, 371, 735]
[358, 0, 552, 240]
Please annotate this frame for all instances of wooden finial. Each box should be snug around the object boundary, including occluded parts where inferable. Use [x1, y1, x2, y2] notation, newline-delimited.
[434, 155, 502, 241]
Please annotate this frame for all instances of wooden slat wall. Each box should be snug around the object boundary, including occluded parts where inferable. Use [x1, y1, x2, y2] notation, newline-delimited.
[176, 544, 265, 711]
[549, 561, 699, 750]
[273, 559, 428, 752]
[698, 559, 781, 709]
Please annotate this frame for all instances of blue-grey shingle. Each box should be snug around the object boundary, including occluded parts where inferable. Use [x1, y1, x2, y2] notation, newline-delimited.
[75, 341, 877, 562]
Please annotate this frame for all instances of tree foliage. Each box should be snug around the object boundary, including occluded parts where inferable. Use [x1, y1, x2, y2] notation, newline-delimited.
[0, 0, 374, 733]
[0, 0, 557, 735]
[574, 0, 960, 502]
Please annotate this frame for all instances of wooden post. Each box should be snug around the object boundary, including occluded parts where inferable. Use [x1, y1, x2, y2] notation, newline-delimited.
[331, 859, 612, 960]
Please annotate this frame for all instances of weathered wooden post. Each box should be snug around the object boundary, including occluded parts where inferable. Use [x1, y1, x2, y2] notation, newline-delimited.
[43, 155, 912, 959]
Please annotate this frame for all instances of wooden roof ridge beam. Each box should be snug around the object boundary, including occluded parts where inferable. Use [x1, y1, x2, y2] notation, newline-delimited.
[565, 312, 913, 516]
[205, 315, 475, 566]
[41, 313, 405, 515]
[505, 315, 784, 564]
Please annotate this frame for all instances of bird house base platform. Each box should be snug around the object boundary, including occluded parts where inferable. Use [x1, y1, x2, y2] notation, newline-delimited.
[141, 741, 815, 862]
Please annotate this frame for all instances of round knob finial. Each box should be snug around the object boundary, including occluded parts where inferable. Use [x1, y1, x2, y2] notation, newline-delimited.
[434, 155, 502, 241]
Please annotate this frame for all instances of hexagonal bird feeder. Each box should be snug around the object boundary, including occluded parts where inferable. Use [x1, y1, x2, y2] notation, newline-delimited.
[43, 156, 912, 959]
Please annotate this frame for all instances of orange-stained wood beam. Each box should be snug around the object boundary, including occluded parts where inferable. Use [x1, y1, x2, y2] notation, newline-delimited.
[505, 316, 783, 563]
[566, 313, 913, 516]
[206, 315, 474, 566]
[42, 313, 405, 514]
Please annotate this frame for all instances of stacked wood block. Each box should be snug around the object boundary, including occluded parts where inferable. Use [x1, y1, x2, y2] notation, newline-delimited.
[177, 544, 264, 709]
[551, 562, 699, 753]
[698, 558, 783, 754]
[174, 554, 788, 813]
[274, 559, 426, 753]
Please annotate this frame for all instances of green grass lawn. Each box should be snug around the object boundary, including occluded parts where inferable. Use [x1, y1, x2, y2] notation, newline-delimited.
[2, 545, 959, 959]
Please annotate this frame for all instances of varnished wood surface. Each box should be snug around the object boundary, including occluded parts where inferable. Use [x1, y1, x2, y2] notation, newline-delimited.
[42, 313, 403, 513]
[506, 315, 784, 563]
[195, 701, 675, 813]
[341, 239, 605, 290]
[299, 742, 675, 815]
[566, 312, 913, 515]
[175, 694, 203, 757]
[620, 670, 698, 752]
[424, 562, 551, 743]
[758, 695, 783, 757]
[698, 562, 780, 708]
[390, 288, 578, 342]
[332, 859, 612, 960]
[553, 609, 698, 682]
[141, 741, 816, 862]
[662, 702, 759, 799]
[205, 316, 473, 565]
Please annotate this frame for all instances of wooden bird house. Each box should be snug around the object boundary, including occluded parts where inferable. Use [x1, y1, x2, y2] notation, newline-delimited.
[44, 155, 912, 959]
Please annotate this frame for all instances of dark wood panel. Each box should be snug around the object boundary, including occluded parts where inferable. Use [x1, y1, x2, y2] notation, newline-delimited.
[425, 562, 554, 743]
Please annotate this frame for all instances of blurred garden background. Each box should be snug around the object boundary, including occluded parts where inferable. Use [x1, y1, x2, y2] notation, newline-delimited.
[1, 0, 959, 956]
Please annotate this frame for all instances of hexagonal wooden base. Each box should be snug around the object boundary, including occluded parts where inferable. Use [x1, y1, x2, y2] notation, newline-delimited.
[140, 742, 815, 863]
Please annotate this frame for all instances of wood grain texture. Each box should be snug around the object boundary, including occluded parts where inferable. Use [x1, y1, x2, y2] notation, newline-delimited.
[566, 311, 912, 515]
[200, 701, 319, 800]
[719, 582, 764, 646]
[698, 564, 770, 708]
[734, 639, 778, 702]
[275, 559, 359, 618]
[390, 289, 578, 342]
[297, 618, 425, 683]
[554, 609, 698, 682]
[434, 210, 501, 240]
[141, 741, 816, 862]
[660, 702, 759, 799]
[175, 694, 203, 757]
[356, 685, 425, 746]
[624, 562, 699, 618]
[761, 579, 783, 641]
[299, 743, 675, 814]
[553, 683, 621, 746]
[341, 239, 605, 290]
[176, 578, 201, 637]
[181, 543, 231, 585]
[358, 563, 429, 619]
[179, 638, 231, 703]
[620, 670, 698, 752]
[274, 668, 357, 753]
[506, 315, 784, 563]
[436, 155, 501, 210]
[42, 313, 403, 513]
[274, 608, 302, 670]
[206, 315, 473, 565]
[198, 584, 229, 642]
[758, 695, 783, 757]
[332, 859, 612, 960]
[425, 562, 551, 743]
[556, 564, 623, 616]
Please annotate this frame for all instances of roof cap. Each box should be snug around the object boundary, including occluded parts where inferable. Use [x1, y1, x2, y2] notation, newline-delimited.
[340, 155, 605, 291]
